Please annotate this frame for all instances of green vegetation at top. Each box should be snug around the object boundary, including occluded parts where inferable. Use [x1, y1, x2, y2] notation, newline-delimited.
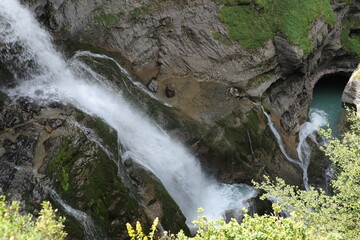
[0, 197, 66, 239]
[341, 16, 360, 58]
[127, 109, 360, 239]
[215, 0, 336, 54]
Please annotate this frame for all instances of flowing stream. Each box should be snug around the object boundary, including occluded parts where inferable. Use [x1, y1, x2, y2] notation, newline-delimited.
[259, 105, 328, 190]
[0, 0, 257, 230]
[48, 189, 103, 240]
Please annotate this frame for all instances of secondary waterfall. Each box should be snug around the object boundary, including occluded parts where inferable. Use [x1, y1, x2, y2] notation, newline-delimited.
[48, 189, 103, 240]
[259, 106, 328, 190]
[296, 109, 328, 190]
[0, 0, 256, 230]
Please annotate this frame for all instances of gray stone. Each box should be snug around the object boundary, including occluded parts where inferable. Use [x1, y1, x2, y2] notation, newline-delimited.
[274, 36, 304, 75]
[342, 68, 360, 114]
[147, 78, 159, 92]
[166, 83, 176, 98]
[228, 87, 242, 98]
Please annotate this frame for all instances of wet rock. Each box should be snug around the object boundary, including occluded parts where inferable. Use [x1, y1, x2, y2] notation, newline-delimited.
[1, 135, 36, 165]
[0, 91, 9, 108]
[308, 138, 332, 193]
[17, 135, 37, 153]
[0, 161, 16, 193]
[0, 133, 38, 195]
[4, 110, 22, 127]
[48, 118, 65, 129]
[17, 97, 41, 114]
[34, 89, 43, 96]
[147, 78, 159, 92]
[166, 83, 176, 98]
[124, 159, 190, 235]
[48, 101, 60, 108]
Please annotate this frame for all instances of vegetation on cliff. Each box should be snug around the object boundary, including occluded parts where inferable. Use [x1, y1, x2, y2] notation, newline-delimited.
[216, 0, 336, 54]
[341, 16, 360, 58]
[127, 110, 360, 239]
[0, 197, 66, 239]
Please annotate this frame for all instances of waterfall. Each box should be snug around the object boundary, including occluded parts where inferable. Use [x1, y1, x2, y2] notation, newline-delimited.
[48, 189, 103, 240]
[258, 105, 328, 190]
[0, 0, 257, 229]
[296, 109, 328, 190]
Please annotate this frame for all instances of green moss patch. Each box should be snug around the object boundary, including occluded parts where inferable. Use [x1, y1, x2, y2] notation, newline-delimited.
[46, 135, 146, 238]
[46, 138, 79, 192]
[85, 117, 118, 157]
[94, 8, 119, 25]
[341, 29, 360, 58]
[216, 0, 336, 54]
[341, 16, 360, 58]
[81, 149, 141, 233]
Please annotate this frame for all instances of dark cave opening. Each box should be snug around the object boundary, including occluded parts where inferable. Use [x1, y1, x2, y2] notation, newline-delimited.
[311, 72, 350, 136]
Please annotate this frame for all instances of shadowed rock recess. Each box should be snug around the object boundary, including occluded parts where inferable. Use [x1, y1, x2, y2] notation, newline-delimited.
[0, 0, 360, 238]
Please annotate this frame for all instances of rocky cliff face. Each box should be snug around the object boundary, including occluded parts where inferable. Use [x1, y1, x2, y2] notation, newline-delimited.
[264, 1, 359, 142]
[24, 0, 277, 93]
[24, 0, 359, 134]
[342, 65, 360, 113]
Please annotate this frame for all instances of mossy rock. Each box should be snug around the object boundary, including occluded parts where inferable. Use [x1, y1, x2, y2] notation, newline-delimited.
[44, 130, 149, 239]
[84, 116, 118, 158]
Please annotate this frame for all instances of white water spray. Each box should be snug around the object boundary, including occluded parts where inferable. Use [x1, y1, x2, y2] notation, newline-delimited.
[258, 105, 328, 190]
[48, 189, 102, 240]
[296, 109, 328, 190]
[0, 0, 256, 229]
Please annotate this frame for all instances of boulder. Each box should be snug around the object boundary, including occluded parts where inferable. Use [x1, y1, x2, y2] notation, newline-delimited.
[147, 78, 159, 92]
[228, 87, 244, 98]
[166, 83, 176, 98]
[48, 118, 65, 130]
[342, 67, 360, 114]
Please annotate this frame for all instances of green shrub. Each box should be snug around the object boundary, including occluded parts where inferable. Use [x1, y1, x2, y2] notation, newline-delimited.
[341, 16, 360, 57]
[0, 196, 67, 239]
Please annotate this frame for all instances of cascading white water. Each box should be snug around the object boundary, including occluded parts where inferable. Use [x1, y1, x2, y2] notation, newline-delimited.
[296, 109, 328, 190]
[0, 0, 257, 230]
[258, 105, 328, 190]
[48, 189, 102, 240]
